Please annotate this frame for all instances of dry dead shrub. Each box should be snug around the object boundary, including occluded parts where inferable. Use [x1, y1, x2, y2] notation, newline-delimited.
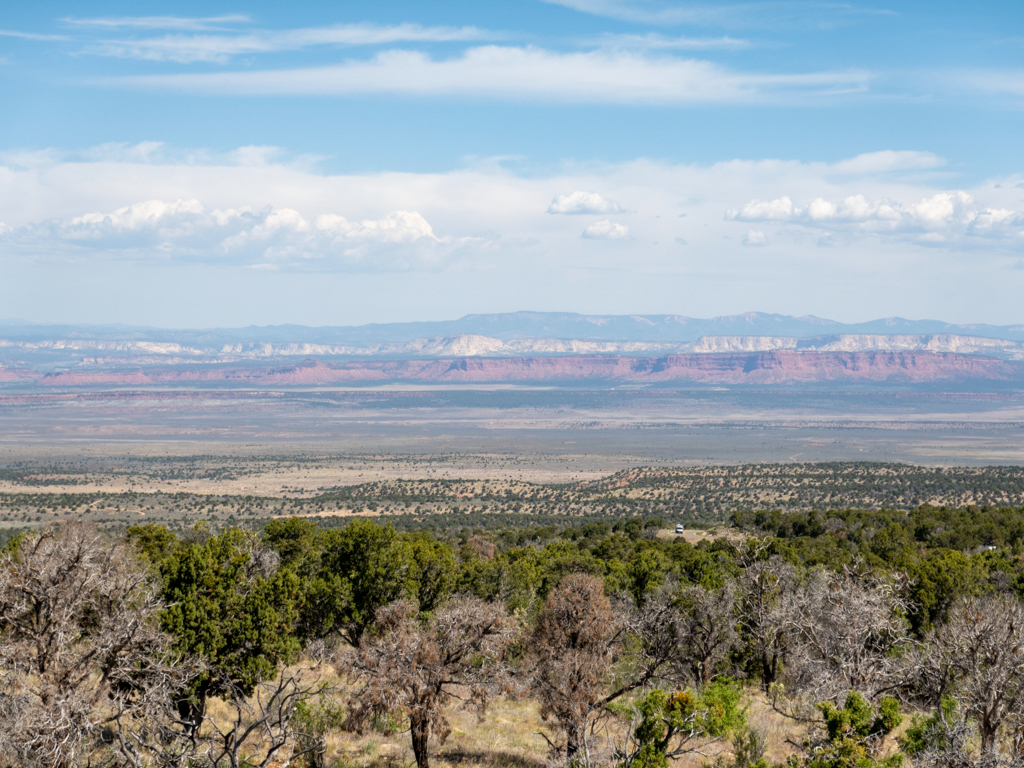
[778, 567, 911, 707]
[529, 575, 686, 766]
[914, 594, 1024, 759]
[466, 536, 497, 561]
[0, 523, 194, 768]
[673, 582, 739, 686]
[191, 666, 328, 768]
[736, 554, 795, 692]
[530, 574, 620, 764]
[344, 595, 519, 768]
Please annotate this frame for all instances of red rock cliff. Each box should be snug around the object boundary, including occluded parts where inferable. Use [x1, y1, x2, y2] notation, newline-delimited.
[29, 350, 1019, 387]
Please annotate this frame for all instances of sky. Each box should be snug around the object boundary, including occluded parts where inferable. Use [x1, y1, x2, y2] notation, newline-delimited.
[1, 0, 1023, 328]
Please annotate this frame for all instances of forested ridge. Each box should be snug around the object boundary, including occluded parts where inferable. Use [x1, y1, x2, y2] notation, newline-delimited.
[6, 462, 1024, 531]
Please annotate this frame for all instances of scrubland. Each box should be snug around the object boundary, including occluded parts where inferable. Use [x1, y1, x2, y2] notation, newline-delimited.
[3, 485, 1024, 768]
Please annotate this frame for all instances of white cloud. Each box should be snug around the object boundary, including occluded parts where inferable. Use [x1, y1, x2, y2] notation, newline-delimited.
[2, 144, 1022, 293]
[79, 141, 168, 164]
[582, 220, 630, 239]
[62, 15, 252, 31]
[86, 23, 492, 64]
[0, 149, 65, 169]
[743, 230, 767, 246]
[4, 145, 1024, 325]
[0, 29, 68, 41]
[67, 198, 206, 234]
[729, 196, 794, 220]
[538, 0, 891, 28]
[316, 210, 437, 242]
[0, 142, 323, 170]
[727, 190, 1024, 246]
[539, 0, 748, 24]
[944, 69, 1024, 99]
[593, 33, 751, 50]
[101, 46, 871, 104]
[1, 198, 477, 272]
[828, 150, 946, 175]
[548, 191, 624, 215]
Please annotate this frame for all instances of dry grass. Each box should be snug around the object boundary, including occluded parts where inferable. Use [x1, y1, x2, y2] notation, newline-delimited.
[324, 695, 552, 768]
[195, 662, 926, 768]
[743, 693, 813, 764]
[313, 683, 818, 768]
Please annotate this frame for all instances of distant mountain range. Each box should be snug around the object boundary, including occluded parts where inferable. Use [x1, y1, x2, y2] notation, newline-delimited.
[4, 314, 1024, 390]
[3, 312, 1024, 347]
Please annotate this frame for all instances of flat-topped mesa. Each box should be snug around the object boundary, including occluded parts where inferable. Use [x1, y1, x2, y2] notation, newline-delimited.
[688, 333, 1024, 359]
[6, 332, 1024, 362]
[18, 350, 1018, 387]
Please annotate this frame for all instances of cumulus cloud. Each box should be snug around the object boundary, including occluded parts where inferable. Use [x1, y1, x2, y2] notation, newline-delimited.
[3, 144, 1022, 293]
[5, 145, 1024, 324]
[1, 199, 478, 271]
[726, 190, 1024, 246]
[548, 191, 624, 215]
[582, 220, 630, 239]
[743, 230, 767, 246]
[101, 46, 871, 104]
[730, 196, 795, 221]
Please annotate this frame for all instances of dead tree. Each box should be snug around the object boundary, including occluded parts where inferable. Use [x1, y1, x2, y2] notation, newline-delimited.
[193, 667, 326, 768]
[735, 554, 794, 692]
[531, 574, 688, 766]
[530, 575, 622, 765]
[0, 524, 193, 768]
[906, 710, 1024, 768]
[344, 596, 518, 768]
[777, 567, 911, 706]
[918, 594, 1024, 759]
[674, 583, 739, 686]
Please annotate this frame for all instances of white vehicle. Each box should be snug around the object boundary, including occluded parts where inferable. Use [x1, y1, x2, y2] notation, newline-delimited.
[675, 524, 685, 534]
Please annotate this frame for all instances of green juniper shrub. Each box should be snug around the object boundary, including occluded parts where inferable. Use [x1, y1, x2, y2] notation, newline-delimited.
[792, 693, 903, 768]
[899, 697, 959, 758]
[619, 681, 746, 768]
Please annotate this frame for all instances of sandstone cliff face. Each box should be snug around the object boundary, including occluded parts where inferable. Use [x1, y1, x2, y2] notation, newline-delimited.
[9, 332, 1024, 362]
[26, 351, 1019, 388]
[0, 368, 36, 383]
[9, 331, 1024, 364]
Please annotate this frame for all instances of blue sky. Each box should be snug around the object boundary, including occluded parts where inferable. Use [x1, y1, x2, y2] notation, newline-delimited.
[1, 0, 1023, 327]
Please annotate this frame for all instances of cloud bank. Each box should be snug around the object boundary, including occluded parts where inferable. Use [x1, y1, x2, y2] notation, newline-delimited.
[1, 146, 1021, 283]
[2, 198, 477, 272]
[727, 191, 1024, 246]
